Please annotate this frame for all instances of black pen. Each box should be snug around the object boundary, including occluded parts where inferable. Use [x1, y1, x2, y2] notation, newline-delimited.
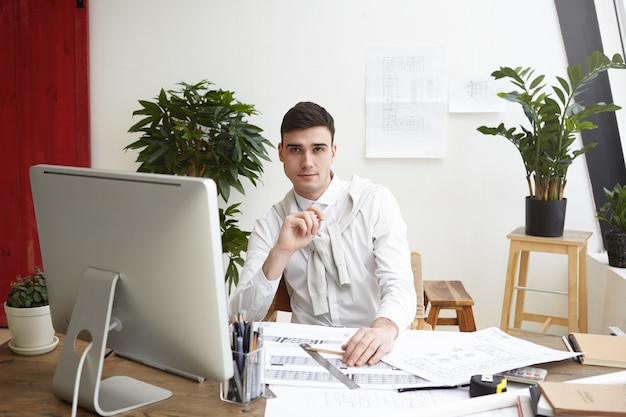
[398, 384, 468, 393]
[561, 335, 582, 363]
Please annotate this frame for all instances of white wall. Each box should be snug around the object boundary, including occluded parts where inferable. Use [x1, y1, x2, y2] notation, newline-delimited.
[588, 253, 626, 333]
[89, 0, 623, 331]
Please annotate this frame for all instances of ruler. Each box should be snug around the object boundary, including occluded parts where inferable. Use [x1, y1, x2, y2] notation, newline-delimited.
[299, 343, 360, 389]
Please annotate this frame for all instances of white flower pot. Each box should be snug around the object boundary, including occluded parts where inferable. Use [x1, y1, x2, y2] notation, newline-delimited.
[3, 302, 57, 354]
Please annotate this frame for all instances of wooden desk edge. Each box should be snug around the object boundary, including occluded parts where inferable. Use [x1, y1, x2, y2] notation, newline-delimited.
[0, 334, 265, 416]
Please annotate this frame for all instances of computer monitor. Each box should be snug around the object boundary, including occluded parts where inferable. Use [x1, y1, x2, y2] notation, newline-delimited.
[29, 164, 234, 416]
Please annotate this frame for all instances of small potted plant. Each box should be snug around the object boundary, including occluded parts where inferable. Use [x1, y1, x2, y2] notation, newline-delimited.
[477, 51, 626, 237]
[597, 183, 626, 268]
[3, 266, 58, 354]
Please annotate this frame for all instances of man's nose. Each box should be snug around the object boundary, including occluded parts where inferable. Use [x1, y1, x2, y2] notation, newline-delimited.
[301, 151, 314, 167]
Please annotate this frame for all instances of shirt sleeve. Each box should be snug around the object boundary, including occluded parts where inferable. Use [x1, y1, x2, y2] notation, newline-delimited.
[228, 213, 281, 320]
[371, 186, 417, 331]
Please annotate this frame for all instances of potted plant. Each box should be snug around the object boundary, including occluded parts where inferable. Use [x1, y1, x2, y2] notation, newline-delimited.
[3, 266, 58, 355]
[597, 183, 626, 267]
[126, 80, 273, 291]
[477, 51, 626, 237]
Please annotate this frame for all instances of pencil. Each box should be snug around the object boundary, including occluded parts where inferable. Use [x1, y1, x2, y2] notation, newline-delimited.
[305, 346, 344, 355]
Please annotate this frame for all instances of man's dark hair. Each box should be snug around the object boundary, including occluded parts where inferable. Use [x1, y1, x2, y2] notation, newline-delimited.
[280, 101, 335, 142]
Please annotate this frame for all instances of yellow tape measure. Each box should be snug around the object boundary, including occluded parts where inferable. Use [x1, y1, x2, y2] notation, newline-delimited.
[469, 374, 507, 398]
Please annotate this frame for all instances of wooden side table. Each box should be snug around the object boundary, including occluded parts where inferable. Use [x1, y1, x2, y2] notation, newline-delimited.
[500, 226, 592, 335]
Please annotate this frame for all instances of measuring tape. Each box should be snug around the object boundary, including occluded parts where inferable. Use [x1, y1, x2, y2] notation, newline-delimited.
[469, 374, 507, 398]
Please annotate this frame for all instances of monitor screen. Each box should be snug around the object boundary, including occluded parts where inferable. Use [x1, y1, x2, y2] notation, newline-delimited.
[30, 164, 233, 415]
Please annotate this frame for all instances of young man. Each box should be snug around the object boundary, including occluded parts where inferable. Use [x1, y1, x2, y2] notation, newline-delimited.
[230, 102, 416, 366]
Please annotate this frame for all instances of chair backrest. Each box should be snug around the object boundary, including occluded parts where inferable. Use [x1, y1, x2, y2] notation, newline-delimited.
[263, 278, 291, 321]
[411, 252, 432, 330]
[263, 252, 431, 330]
[411, 251, 426, 319]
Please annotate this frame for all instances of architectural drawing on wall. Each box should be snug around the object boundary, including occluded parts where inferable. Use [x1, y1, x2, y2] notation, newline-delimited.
[365, 47, 446, 158]
[448, 75, 506, 113]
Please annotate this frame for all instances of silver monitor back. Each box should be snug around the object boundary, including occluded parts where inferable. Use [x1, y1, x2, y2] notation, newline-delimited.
[30, 165, 233, 414]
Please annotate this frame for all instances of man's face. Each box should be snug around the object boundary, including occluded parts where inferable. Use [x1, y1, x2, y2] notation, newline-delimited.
[278, 126, 336, 200]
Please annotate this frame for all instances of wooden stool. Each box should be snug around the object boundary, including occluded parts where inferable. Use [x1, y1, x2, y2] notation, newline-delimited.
[423, 280, 476, 332]
[501, 226, 592, 335]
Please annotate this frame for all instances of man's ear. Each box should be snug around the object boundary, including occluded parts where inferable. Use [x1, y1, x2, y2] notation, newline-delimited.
[278, 142, 284, 162]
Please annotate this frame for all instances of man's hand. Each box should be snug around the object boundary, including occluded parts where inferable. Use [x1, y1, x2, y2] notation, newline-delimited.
[263, 206, 324, 280]
[276, 206, 324, 252]
[340, 317, 398, 366]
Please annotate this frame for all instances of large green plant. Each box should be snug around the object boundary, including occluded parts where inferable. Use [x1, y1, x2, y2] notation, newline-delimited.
[126, 80, 273, 290]
[477, 51, 626, 201]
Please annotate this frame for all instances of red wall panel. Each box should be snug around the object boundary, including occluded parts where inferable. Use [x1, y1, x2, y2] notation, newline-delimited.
[0, 0, 90, 325]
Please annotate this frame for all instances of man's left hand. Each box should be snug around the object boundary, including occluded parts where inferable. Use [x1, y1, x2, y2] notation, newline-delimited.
[340, 317, 398, 366]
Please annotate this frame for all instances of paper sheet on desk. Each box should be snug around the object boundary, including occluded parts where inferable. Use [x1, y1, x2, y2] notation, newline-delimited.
[383, 327, 581, 385]
[264, 343, 432, 389]
[258, 321, 432, 389]
[257, 323, 579, 388]
[257, 321, 357, 345]
[265, 373, 626, 417]
[264, 385, 526, 417]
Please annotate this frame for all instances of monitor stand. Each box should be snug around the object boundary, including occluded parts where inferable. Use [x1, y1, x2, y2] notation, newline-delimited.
[51, 267, 172, 416]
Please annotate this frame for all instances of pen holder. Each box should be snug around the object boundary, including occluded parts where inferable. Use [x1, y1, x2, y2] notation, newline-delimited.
[220, 347, 264, 405]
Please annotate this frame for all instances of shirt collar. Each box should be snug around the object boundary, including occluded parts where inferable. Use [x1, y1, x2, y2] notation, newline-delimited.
[294, 172, 345, 209]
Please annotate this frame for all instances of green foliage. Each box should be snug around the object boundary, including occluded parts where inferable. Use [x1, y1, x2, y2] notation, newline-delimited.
[597, 183, 626, 232]
[221, 203, 250, 293]
[477, 51, 626, 201]
[126, 80, 273, 201]
[7, 266, 48, 308]
[126, 80, 274, 289]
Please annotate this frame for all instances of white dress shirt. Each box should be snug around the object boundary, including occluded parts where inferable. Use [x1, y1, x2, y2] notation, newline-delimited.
[229, 175, 416, 330]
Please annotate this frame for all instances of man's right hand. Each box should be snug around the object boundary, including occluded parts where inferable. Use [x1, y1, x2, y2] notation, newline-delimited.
[278, 206, 324, 251]
[262, 206, 323, 280]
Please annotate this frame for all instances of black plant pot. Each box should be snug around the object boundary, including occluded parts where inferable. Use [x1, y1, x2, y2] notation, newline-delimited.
[525, 197, 567, 237]
[605, 230, 626, 268]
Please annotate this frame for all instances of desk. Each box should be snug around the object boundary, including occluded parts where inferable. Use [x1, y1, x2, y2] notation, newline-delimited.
[0, 335, 265, 416]
[0, 333, 617, 416]
[501, 227, 592, 334]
